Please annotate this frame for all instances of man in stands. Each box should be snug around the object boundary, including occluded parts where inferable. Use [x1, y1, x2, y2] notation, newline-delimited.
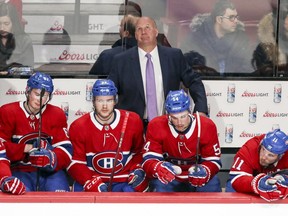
[180, 0, 253, 74]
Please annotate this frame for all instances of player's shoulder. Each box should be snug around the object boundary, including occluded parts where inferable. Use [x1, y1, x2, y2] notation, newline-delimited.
[46, 104, 64, 113]
[149, 115, 168, 126]
[146, 115, 169, 136]
[0, 101, 19, 111]
[70, 112, 91, 127]
[239, 135, 263, 154]
[118, 109, 142, 122]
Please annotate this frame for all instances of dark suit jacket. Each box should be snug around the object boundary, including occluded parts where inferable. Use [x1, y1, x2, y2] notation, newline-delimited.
[89, 37, 137, 75]
[108, 45, 208, 119]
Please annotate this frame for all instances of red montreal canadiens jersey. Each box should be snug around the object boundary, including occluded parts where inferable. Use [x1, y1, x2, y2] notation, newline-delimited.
[229, 134, 288, 193]
[143, 114, 222, 181]
[67, 109, 144, 185]
[0, 101, 72, 172]
[0, 141, 12, 178]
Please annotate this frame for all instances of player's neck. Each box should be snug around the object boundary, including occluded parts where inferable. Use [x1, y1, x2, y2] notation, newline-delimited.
[24, 101, 39, 115]
[94, 111, 115, 125]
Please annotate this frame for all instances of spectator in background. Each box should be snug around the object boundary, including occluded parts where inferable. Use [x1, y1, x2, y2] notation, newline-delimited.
[89, 15, 139, 75]
[42, 28, 71, 46]
[251, 0, 288, 77]
[180, 0, 253, 74]
[108, 16, 208, 130]
[225, 129, 288, 202]
[0, 2, 34, 75]
[118, 0, 142, 17]
[0, 140, 26, 195]
[184, 50, 219, 76]
[111, 15, 138, 49]
[4, 0, 27, 27]
[34, 28, 73, 73]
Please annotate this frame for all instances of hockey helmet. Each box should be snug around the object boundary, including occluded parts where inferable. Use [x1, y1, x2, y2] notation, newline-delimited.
[261, 129, 288, 155]
[165, 89, 190, 114]
[26, 72, 54, 93]
[92, 79, 118, 97]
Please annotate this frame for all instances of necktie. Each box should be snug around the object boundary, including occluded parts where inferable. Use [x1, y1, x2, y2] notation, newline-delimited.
[145, 53, 157, 121]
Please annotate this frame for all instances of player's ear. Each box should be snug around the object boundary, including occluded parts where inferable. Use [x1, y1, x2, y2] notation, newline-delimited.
[155, 29, 159, 38]
[25, 87, 30, 99]
[115, 95, 118, 104]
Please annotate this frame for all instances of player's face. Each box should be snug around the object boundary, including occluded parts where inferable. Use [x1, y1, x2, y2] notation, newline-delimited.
[0, 16, 12, 36]
[27, 89, 50, 112]
[94, 95, 115, 119]
[219, 8, 238, 34]
[169, 111, 191, 132]
[259, 145, 279, 167]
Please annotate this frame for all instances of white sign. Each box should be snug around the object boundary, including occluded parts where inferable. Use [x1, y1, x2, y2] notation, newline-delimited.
[88, 15, 121, 33]
[23, 0, 123, 3]
[24, 16, 65, 34]
[23, 0, 75, 3]
[33, 45, 110, 64]
[82, 0, 124, 3]
[205, 80, 288, 147]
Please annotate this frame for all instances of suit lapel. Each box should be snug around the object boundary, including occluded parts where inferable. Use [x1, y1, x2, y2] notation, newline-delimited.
[158, 46, 169, 96]
[130, 47, 145, 101]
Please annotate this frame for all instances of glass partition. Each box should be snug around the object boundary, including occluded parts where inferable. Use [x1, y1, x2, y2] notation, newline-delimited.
[1, 0, 287, 77]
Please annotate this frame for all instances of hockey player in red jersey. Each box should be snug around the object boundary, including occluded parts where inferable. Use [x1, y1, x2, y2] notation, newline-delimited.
[225, 129, 288, 202]
[0, 72, 72, 191]
[67, 79, 148, 192]
[142, 89, 222, 192]
[0, 140, 25, 195]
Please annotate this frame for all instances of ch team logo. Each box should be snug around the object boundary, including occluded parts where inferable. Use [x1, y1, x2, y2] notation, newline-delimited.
[92, 151, 123, 175]
[18, 132, 52, 145]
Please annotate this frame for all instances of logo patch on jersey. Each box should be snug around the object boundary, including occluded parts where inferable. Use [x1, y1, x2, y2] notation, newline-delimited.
[18, 132, 52, 146]
[92, 151, 123, 175]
